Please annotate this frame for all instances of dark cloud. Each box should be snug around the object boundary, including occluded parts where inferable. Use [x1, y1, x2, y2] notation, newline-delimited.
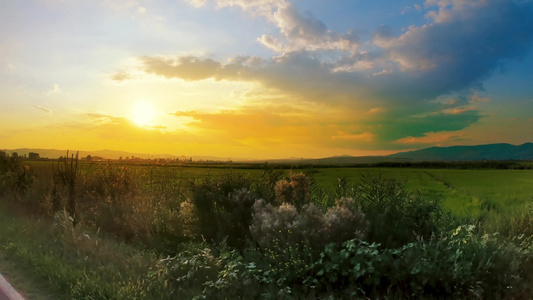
[371, 110, 483, 142]
[379, 0, 533, 98]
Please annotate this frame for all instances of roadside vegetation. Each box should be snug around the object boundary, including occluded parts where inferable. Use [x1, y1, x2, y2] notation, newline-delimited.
[1, 151, 533, 299]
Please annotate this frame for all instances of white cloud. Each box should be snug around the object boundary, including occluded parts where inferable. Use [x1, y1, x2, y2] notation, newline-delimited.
[186, 0, 207, 8]
[257, 34, 283, 51]
[212, 0, 360, 53]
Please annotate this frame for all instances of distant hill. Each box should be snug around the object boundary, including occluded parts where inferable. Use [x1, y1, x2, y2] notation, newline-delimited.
[389, 143, 533, 161]
[4, 143, 533, 164]
[258, 143, 533, 165]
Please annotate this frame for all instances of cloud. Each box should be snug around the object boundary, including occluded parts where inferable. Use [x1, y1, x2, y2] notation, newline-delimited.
[214, 0, 360, 52]
[394, 131, 465, 146]
[130, 0, 533, 146]
[168, 104, 374, 150]
[378, 0, 533, 94]
[84, 113, 197, 143]
[372, 109, 482, 142]
[331, 131, 374, 142]
[33, 105, 52, 114]
[216, 0, 285, 18]
[139, 0, 533, 107]
[140, 1, 533, 103]
[141, 56, 222, 81]
[186, 0, 208, 8]
[110, 71, 132, 81]
[469, 93, 490, 104]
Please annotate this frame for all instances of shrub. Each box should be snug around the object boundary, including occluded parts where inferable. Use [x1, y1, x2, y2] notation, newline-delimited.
[0, 153, 33, 195]
[304, 225, 533, 299]
[78, 164, 156, 243]
[354, 175, 446, 248]
[274, 172, 311, 209]
[152, 242, 233, 298]
[250, 197, 366, 250]
[189, 174, 256, 248]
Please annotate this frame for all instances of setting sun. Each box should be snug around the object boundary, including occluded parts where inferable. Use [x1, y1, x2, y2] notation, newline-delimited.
[132, 101, 157, 127]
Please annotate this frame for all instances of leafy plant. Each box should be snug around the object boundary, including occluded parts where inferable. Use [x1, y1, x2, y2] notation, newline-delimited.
[0, 151, 33, 194]
[354, 175, 446, 248]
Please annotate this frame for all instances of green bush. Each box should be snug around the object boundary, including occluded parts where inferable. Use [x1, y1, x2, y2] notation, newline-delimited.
[306, 225, 533, 299]
[0, 152, 33, 194]
[154, 225, 533, 299]
[189, 174, 256, 248]
[354, 175, 447, 248]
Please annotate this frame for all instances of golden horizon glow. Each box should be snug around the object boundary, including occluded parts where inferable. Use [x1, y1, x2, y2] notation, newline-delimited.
[131, 101, 157, 127]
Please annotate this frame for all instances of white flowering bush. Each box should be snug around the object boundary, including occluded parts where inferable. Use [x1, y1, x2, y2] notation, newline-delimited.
[250, 197, 366, 250]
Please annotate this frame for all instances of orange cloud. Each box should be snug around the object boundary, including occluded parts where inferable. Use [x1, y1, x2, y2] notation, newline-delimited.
[331, 131, 374, 142]
[395, 131, 465, 145]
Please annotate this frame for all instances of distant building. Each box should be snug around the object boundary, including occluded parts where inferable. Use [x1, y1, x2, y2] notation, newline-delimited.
[28, 152, 40, 160]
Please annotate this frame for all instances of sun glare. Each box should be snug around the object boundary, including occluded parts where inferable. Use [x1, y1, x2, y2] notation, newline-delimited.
[132, 101, 157, 126]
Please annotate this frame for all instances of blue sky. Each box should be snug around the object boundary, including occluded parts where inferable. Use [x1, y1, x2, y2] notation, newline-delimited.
[1, 0, 532, 159]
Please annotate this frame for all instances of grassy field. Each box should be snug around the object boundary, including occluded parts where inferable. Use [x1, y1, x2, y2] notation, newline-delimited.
[24, 160, 533, 228]
[299, 167, 533, 218]
[1, 158, 532, 298]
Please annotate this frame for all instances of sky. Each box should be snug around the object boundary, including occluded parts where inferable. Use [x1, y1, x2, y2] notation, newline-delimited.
[1, 0, 533, 159]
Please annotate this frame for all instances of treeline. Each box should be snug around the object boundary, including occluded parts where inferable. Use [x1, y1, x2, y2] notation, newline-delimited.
[251, 160, 533, 170]
[371, 160, 533, 169]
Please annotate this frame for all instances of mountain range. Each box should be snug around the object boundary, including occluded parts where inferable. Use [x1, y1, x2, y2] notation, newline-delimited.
[388, 143, 533, 161]
[3, 143, 533, 163]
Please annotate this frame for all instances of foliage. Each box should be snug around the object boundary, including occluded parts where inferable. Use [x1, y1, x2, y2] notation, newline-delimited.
[250, 197, 366, 250]
[154, 226, 533, 299]
[274, 172, 311, 209]
[0, 151, 33, 194]
[353, 175, 447, 248]
[2, 160, 533, 299]
[304, 225, 533, 299]
[188, 174, 257, 248]
[0, 206, 174, 300]
[52, 151, 81, 223]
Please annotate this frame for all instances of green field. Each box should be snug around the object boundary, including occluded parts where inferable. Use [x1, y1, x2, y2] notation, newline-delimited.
[26, 160, 533, 221]
[300, 167, 533, 218]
